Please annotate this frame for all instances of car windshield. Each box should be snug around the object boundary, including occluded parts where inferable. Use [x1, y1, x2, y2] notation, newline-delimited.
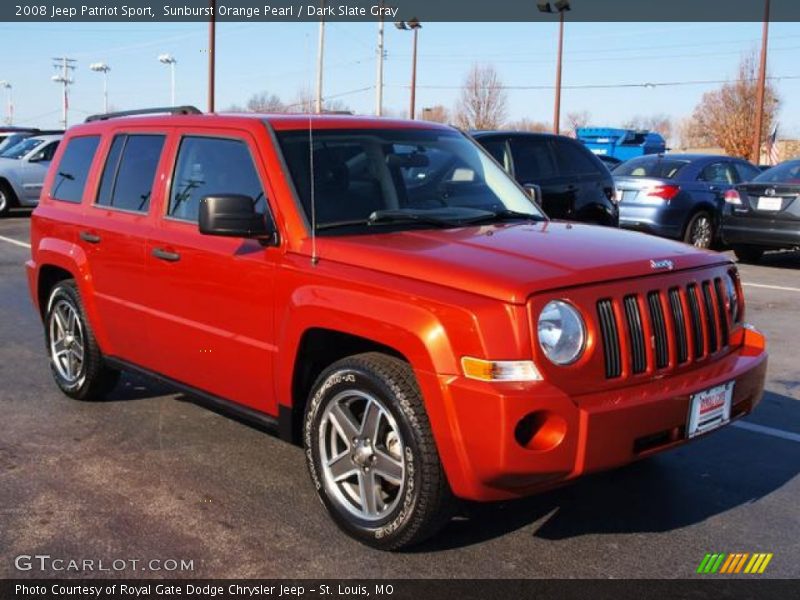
[614, 155, 689, 179]
[276, 128, 544, 233]
[0, 133, 29, 153]
[753, 160, 800, 184]
[0, 137, 44, 159]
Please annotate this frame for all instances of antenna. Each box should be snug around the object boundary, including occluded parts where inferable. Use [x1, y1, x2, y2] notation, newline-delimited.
[308, 112, 318, 266]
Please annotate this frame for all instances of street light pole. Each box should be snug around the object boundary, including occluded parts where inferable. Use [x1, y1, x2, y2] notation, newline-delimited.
[208, 0, 216, 112]
[89, 63, 110, 114]
[751, 0, 770, 165]
[395, 18, 422, 119]
[316, 10, 326, 113]
[158, 54, 177, 105]
[376, 14, 385, 116]
[538, 1, 570, 135]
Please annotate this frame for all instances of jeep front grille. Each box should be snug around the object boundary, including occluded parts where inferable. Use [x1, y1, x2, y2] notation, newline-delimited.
[596, 277, 731, 379]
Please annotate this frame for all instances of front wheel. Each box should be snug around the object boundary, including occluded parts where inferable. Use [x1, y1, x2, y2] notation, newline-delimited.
[44, 280, 119, 400]
[684, 211, 715, 249]
[0, 182, 16, 217]
[303, 353, 455, 550]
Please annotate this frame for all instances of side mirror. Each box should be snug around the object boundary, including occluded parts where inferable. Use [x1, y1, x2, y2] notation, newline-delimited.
[27, 152, 46, 163]
[524, 183, 543, 206]
[199, 194, 275, 242]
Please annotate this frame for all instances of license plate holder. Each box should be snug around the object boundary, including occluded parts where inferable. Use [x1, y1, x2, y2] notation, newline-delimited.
[687, 382, 734, 438]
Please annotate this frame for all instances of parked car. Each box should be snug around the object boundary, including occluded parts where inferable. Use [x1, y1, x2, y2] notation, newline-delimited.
[721, 158, 800, 263]
[472, 131, 619, 226]
[0, 128, 63, 154]
[0, 133, 62, 216]
[28, 107, 766, 550]
[613, 154, 762, 249]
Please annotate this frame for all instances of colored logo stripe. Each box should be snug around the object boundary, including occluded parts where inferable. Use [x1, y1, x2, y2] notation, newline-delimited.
[698, 552, 773, 574]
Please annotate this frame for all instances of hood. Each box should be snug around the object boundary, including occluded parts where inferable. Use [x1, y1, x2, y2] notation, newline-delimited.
[315, 222, 728, 303]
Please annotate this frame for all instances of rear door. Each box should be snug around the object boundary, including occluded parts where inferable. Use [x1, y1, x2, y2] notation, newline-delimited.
[77, 129, 169, 365]
[551, 138, 616, 224]
[143, 128, 279, 414]
[506, 136, 570, 218]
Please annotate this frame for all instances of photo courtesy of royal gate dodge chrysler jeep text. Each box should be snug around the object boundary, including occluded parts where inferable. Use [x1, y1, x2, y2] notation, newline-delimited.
[26, 107, 767, 550]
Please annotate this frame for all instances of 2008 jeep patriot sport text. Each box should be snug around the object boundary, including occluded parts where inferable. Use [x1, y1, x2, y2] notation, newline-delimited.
[27, 107, 767, 550]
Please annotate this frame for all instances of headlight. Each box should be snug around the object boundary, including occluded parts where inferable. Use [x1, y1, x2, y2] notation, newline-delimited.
[725, 272, 740, 323]
[538, 300, 586, 365]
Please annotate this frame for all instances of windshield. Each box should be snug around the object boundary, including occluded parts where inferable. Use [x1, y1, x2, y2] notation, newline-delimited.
[754, 160, 800, 184]
[0, 137, 44, 159]
[614, 155, 689, 179]
[0, 133, 30, 154]
[276, 128, 543, 232]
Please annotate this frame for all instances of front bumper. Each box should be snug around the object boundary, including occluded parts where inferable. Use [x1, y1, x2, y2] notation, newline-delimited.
[426, 327, 767, 502]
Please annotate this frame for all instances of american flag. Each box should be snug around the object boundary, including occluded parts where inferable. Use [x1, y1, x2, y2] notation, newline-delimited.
[766, 123, 780, 166]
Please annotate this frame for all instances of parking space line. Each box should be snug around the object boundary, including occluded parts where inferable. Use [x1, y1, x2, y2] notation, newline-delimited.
[0, 234, 31, 249]
[732, 421, 800, 443]
[742, 282, 800, 293]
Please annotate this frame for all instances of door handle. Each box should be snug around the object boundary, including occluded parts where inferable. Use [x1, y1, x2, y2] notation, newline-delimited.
[152, 247, 181, 262]
[79, 231, 101, 244]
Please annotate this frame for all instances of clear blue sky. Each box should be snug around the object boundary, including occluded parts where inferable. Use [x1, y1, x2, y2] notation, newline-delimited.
[1, 20, 799, 138]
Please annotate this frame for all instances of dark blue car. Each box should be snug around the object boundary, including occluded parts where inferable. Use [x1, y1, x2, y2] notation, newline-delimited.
[613, 154, 761, 248]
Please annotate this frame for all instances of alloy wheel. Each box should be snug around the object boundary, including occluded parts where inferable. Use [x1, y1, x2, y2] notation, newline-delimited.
[691, 215, 713, 248]
[48, 299, 85, 384]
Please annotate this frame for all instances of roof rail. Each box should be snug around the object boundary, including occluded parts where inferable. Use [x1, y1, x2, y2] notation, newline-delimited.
[85, 105, 202, 123]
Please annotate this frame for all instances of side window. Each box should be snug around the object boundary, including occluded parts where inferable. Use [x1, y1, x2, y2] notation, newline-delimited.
[51, 136, 100, 203]
[480, 139, 512, 172]
[734, 161, 761, 182]
[509, 138, 558, 182]
[33, 141, 60, 163]
[553, 140, 600, 177]
[698, 162, 736, 184]
[168, 136, 267, 222]
[96, 134, 165, 212]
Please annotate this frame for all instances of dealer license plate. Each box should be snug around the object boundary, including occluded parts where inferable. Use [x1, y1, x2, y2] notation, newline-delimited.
[757, 196, 782, 211]
[687, 382, 733, 438]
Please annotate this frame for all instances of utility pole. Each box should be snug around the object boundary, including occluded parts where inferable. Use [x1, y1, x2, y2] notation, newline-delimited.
[0, 82, 12, 126]
[538, 1, 570, 135]
[394, 18, 422, 119]
[375, 6, 385, 116]
[316, 7, 325, 113]
[208, 0, 216, 112]
[751, 0, 771, 164]
[51, 57, 76, 129]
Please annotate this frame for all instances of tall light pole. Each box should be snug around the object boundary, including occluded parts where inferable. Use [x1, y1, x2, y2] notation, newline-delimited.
[375, 10, 385, 116]
[89, 62, 110, 114]
[51, 57, 76, 129]
[0, 81, 12, 126]
[394, 18, 422, 119]
[752, 0, 770, 164]
[316, 4, 326, 113]
[158, 53, 177, 106]
[208, 0, 216, 112]
[538, 1, 570, 135]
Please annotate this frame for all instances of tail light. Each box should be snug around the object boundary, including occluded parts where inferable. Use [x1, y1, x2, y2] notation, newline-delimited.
[724, 189, 742, 205]
[643, 184, 680, 202]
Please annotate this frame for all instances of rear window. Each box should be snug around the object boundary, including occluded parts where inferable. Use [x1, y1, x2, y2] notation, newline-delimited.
[51, 136, 100, 203]
[96, 134, 165, 212]
[553, 139, 602, 177]
[614, 156, 689, 179]
[754, 160, 800, 184]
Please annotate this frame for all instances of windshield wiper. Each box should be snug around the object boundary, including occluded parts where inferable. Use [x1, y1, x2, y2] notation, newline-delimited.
[367, 209, 463, 228]
[470, 209, 545, 223]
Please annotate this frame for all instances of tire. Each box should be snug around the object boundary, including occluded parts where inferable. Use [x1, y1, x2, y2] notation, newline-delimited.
[733, 245, 765, 264]
[303, 352, 455, 550]
[683, 211, 715, 249]
[44, 280, 119, 400]
[0, 182, 16, 218]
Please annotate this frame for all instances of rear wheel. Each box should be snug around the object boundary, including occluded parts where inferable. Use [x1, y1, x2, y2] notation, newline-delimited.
[0, 182, 16, 217]
[684, 211, 715, 249]
[733, 245, 765, 264]
[44, 280, 119, 400]
[304, 352, 455, 550]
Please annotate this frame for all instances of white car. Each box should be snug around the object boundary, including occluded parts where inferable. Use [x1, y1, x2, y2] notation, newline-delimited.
[0, 134, 62, 216]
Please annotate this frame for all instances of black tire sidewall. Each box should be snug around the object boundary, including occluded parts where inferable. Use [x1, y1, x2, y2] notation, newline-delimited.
[304, 363, 425, 548]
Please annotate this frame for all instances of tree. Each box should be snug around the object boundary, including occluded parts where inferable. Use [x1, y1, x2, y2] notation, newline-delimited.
[623, 114, 674, 143]
[685, 51, 779, 159]
[284, 87, 351, 114]
[563, 110, 591, 137]
[506, 118, 550, 132]
[454, 64, 508, 130]
[419, 105, 450, 124]
[242, 91, 285, 113]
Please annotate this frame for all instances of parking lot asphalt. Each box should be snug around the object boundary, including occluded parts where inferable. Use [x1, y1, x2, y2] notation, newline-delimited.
[0, 209, 798, 579]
